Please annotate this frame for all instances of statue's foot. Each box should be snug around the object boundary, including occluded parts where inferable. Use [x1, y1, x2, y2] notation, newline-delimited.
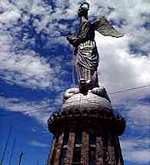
[86, 80, 94, 90]
[91, 87, 111, 102]
[64, 87, 79, 100]
[79, 79, 88, 94]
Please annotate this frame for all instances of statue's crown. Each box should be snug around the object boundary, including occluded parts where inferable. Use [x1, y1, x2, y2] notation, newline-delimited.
[79, 1, 89, 11]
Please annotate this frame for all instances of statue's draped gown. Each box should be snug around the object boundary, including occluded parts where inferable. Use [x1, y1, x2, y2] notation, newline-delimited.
[67, 10, 123, 90]
[75, 18, 99, 88]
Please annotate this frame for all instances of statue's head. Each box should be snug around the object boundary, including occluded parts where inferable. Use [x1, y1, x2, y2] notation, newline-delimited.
[78, 1, 89, 18]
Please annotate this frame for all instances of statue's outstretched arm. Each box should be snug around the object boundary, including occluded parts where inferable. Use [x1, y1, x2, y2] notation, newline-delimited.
[92, 17, 124, 38]
[66, 35, 79, 47]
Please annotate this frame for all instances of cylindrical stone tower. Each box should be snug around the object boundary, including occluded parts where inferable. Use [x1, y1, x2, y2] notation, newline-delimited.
[47, 88, 125, 165]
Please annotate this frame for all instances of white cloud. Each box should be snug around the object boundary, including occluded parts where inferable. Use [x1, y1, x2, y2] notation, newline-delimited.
[121, 139, 150, 164]
[29, 140, 49, 148]
[111, 98, 150, 136]
[0, 0, 73, 89]
[126, 104, 150, 130]
[96, 33, 150, 94]
[0, 33, 63, 89]
[128, 150, 150, 164]
[0, 95, 58, 124]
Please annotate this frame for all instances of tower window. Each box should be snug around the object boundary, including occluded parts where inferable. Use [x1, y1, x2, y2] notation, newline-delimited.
[75, 129, 82, 144]
[89, 147, 96, 165]
[59, 148, 67, 165]
[63, 131, 69, 145]
[72, 147, 81, 165]
[89, 129, 96, 144]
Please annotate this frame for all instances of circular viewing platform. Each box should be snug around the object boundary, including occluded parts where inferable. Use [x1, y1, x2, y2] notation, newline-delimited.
[48, 88, 125, 136]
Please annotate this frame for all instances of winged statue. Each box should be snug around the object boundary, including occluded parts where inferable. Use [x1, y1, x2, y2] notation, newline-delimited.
[67, 1, 123, 93]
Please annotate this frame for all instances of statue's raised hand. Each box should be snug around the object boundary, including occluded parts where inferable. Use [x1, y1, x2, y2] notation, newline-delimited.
[66, 35, 79, 47]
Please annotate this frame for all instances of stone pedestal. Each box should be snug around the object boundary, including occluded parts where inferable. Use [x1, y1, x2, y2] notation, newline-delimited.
[47, 89, 125, 165]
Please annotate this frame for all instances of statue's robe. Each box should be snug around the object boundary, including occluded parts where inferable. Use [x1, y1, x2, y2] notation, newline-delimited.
[67, 17, 123, 89]
[76, 19, 99, 88]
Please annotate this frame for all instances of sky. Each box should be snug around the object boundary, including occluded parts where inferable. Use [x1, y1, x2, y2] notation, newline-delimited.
[0, 0, 150, 164]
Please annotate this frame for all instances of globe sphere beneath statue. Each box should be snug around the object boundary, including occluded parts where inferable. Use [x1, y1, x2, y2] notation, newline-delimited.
[62, 91, 112, 113]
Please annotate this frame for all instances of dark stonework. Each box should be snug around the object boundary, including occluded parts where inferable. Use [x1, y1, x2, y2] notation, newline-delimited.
[49, 132, 64, 165]
[64, 131, 76, 164]
[81, 130, 89, 165]
[96, 128, 105, 165]
[107, 134, 116, 165]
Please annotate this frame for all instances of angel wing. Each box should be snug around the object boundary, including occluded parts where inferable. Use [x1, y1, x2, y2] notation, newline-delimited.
[92, 17, 124, 38]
